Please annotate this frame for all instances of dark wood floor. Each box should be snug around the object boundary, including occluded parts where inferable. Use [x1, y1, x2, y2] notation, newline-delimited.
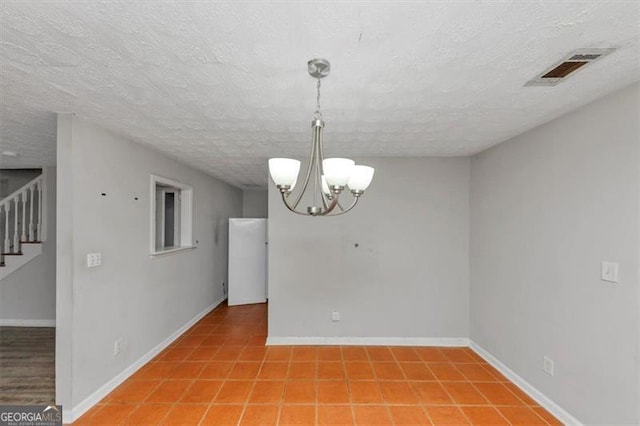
[0, 326, 55, 404]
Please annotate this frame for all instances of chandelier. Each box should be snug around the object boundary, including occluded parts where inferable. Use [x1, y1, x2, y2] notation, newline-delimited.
[268, 59, 375, 216]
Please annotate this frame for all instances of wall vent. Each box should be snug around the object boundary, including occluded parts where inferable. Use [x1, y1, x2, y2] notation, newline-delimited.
[525, 48, 615, 87]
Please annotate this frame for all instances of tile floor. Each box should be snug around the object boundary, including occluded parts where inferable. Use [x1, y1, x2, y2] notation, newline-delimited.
[74, 303, 561, 425]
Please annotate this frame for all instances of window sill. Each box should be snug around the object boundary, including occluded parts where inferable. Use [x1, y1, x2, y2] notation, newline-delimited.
[149, 246, 196, 258]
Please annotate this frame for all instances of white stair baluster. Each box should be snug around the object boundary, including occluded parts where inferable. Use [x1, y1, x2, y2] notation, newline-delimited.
[21, 190, 27, 242]
[37, 180, 42, 241]
[13, 197, 19, 251]
[29, 183, 35, 241]
[3, 204, 9, 253]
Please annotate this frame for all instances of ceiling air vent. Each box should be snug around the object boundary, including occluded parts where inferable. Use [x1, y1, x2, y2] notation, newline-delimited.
[525, 48, 615, 87]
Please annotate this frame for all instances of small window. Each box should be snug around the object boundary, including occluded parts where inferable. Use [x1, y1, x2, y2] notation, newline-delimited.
[150, 175, 193, 255]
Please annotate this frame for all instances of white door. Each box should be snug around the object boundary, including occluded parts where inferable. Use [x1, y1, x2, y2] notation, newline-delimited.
[228, 219, 267, 306]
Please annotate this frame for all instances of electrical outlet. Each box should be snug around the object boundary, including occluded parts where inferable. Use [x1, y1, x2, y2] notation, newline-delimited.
[543, 356, 554, 376]
[601, 261, 619, 283]
[331, 311, 340, 322]
[114, 338, 123, 356]
[87, 252, 102, 268]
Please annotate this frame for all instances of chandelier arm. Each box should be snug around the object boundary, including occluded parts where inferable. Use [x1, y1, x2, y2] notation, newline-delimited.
[280, 192, 311, 216]
[291, 125, 319, 209]
[319, 194, 340, 215]
[326, 196, 359, 216]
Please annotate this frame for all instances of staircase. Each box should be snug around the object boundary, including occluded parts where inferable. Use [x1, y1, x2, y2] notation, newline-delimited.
[0, 174, 45, 280]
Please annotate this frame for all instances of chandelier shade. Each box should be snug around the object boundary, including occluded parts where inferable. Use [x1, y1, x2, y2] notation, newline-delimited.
[347, 165, 375, 192]
[268, 158, 300, 188]
[268, 58, 374, 216]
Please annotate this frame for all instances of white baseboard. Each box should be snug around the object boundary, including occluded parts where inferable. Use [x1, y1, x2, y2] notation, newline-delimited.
[63, 296, 226, 424]
[266, 336, 469, 347]
[469, 341, 582, 426]
[0, 319, 56, 327]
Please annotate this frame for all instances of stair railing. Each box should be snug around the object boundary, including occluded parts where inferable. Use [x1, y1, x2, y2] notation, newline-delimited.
[0, 175, 44, 255]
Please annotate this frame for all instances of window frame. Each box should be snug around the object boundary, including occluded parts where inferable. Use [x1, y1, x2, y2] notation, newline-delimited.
[149, 174, 194, 257]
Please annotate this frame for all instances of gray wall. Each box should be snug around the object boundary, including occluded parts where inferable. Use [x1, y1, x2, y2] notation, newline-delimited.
[470, 83, 639, 424]
[268, 158, 469, 339]
[0, 169, 42, 198]
[56, 116, 242, 409]
[0, 167, 56, 322]
[242, 189, 268, 218]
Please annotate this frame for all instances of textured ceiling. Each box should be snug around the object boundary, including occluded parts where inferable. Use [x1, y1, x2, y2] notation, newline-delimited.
[1, 2, 638, 187]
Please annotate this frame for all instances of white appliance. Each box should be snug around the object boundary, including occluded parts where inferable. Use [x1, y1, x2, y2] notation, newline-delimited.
[228, 218, 267, 306]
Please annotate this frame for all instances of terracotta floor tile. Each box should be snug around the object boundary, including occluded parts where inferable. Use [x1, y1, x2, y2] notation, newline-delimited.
[249, 380, 285, 403]
[366, 346, 394, 361]
[415, 347, 448, 362]
[283, 381, 315, 403]
[352, 405, 393, 425]
[317, 347, 342, 361]
[73, 303, 563, 426]
[400, 362, 436, 381]
[440, 347, 477, 363]
[265, 346, 292, 361]
[474, 382, 524, 405]
[442, 382, 489, 405]
[247, 335, 266, 346]
[186, 346, 218, 361]
[389, 406, 432, 425]
[213, 346, 242, 361]
[229, 362, 262, 379]
[239, 346, 267, 361]
[288, 362, 316, 380]
[425, 406, 471, 425]
[214, 381, 254, 403]
[121, 404, 172, 425]
[179, 380, 223, 403]
[200, 404, 244, 425]
[105, 379, 160, 403]
[317, 380, 350, 403]
[145, 380, 191, 403]
[455, 363, 498, 381]
[379, 381, 420, 404]
[498, 406, 548, 425]
[533, 407, 564, 426]
[341, 347, 368, 361]
[411, 382, 453, 405]
[390, 347, 421, 362]
[318, 362, 345, 380]
[179, 334, 208, 347]
[504, 382, 540, 405]
[240, 404, 279, 425]
[317, 405, 354, 425]
[84, 404, 137, 425]
[259, 362, 289, 379]
[202, 335, 228, 346]
[166, 361, 206, 379]
[372, 362, 404, 380]
[481, 364, 509, 381]
[461, 406, 510, 425]
[344, 361, 375, 380]
[280, 405, 315, 425]
[133, 362, 175, 380]
[291, 347, 317, 361]
[225, 335, 251, 346]
[349, 381, 384, 403]
[428, 363, 466, 381]
[160, 404, 208, 425]
[199, 361, 234, 379]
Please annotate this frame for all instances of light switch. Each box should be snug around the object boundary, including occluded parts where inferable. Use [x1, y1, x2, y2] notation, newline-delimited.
[601, 261, 619, 283]
[87, 253, 102, 268]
